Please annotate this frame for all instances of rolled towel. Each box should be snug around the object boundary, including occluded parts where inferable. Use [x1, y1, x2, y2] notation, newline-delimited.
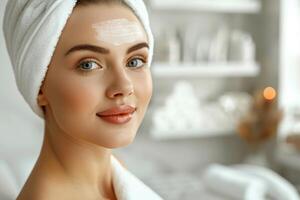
[202, 164, 267, 200]
[2, 0, 154, 118]
[233, 164, 300, 200]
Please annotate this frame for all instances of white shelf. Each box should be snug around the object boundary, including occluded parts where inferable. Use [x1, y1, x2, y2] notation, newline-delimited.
[151, 62, 260, 77]
[150, 0, 261, 14]
[150, 128, 235, 140]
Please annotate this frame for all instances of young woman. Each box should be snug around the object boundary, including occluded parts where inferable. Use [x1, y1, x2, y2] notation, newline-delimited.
[3, 0, 162, 199]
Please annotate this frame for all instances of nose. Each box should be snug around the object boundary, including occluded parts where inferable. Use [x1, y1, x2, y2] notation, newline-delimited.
[106, 67, 134, 99]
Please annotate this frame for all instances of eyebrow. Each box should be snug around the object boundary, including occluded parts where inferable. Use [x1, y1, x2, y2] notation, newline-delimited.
[65, 42, 149, 56]
[127, 42, 149, 54]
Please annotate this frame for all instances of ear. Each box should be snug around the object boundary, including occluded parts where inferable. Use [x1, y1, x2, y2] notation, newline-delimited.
[37, 88, 48, 106]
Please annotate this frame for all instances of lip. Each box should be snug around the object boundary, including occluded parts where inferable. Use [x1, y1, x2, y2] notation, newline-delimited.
[97, 105, 136, 116]
[96, 105, 136, 124]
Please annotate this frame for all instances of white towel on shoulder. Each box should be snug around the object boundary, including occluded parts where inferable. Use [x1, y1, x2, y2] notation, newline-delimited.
[111, 156, 163, 200]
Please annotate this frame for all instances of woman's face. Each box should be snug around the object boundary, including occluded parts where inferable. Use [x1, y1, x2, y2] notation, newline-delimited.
[39, 3, 152, 148]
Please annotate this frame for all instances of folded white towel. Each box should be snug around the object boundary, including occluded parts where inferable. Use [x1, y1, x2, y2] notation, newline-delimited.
[202, 164, 267, 200]
[111, 156, 164, 200]
[2, 0, 154, 118]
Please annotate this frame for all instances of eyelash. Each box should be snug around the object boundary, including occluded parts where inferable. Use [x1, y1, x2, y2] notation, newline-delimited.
[126, 56, 147, 69]
[77, 59, 102, 73]
[77, 56, 147, 74]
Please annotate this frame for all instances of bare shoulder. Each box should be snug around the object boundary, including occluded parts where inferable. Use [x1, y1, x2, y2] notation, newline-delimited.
[16, 172, 74, 200]
[16, 180, 60, 200]
[16, 182, 79, 200]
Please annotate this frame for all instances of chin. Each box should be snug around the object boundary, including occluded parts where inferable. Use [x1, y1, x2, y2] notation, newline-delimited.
[103, 137, 135, 149]
[99, 131, 137, 149]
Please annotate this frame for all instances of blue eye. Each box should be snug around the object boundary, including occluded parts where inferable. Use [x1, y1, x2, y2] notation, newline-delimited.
[78, 60, 101, 71]
[127, 58, 146, 68]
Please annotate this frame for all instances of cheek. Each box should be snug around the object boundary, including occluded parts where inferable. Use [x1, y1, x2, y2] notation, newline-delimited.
[133, 70, 152, 109]
[46, 72, 101, 116]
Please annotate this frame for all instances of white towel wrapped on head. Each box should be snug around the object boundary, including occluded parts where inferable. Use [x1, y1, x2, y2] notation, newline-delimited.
[2, 0, 154, 118]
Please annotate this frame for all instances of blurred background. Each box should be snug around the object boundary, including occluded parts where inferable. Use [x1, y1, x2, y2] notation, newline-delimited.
[1, 0, 300, 199]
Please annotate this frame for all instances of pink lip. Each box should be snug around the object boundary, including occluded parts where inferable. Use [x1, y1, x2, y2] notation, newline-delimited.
[97, 105, 136, 124]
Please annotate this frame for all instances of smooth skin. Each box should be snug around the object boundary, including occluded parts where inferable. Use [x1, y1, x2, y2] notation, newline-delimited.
[16, 3, 152, 200]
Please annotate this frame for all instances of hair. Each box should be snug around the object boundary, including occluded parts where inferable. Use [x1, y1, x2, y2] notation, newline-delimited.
[76, 0, 126, 7]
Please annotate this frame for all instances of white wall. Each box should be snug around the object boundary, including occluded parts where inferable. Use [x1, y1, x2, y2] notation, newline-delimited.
[279, 0, 300, 139]
[0, 0, 43, 161]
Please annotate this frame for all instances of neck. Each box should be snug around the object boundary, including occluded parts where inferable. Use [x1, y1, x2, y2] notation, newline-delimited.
[36, 122, 115, 199]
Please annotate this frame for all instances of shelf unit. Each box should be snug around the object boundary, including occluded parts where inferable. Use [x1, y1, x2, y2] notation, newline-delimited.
[151, 62, 260, 78]
[148, 0, 263, 139]
[150, 128, 235, 140]
[150, 0, 261, 14]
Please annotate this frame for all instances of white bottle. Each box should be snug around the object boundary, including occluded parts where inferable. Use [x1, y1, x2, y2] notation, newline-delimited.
[167, 29, 181, 64]
[229, 30, 256, 63]
[208, 27, 230, 62]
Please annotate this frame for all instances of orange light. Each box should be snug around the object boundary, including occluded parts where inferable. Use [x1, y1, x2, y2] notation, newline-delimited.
[263, 87, 276, 100]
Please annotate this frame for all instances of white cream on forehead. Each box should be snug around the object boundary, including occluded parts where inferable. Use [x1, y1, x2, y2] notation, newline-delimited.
[92, 18, 144, 46]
